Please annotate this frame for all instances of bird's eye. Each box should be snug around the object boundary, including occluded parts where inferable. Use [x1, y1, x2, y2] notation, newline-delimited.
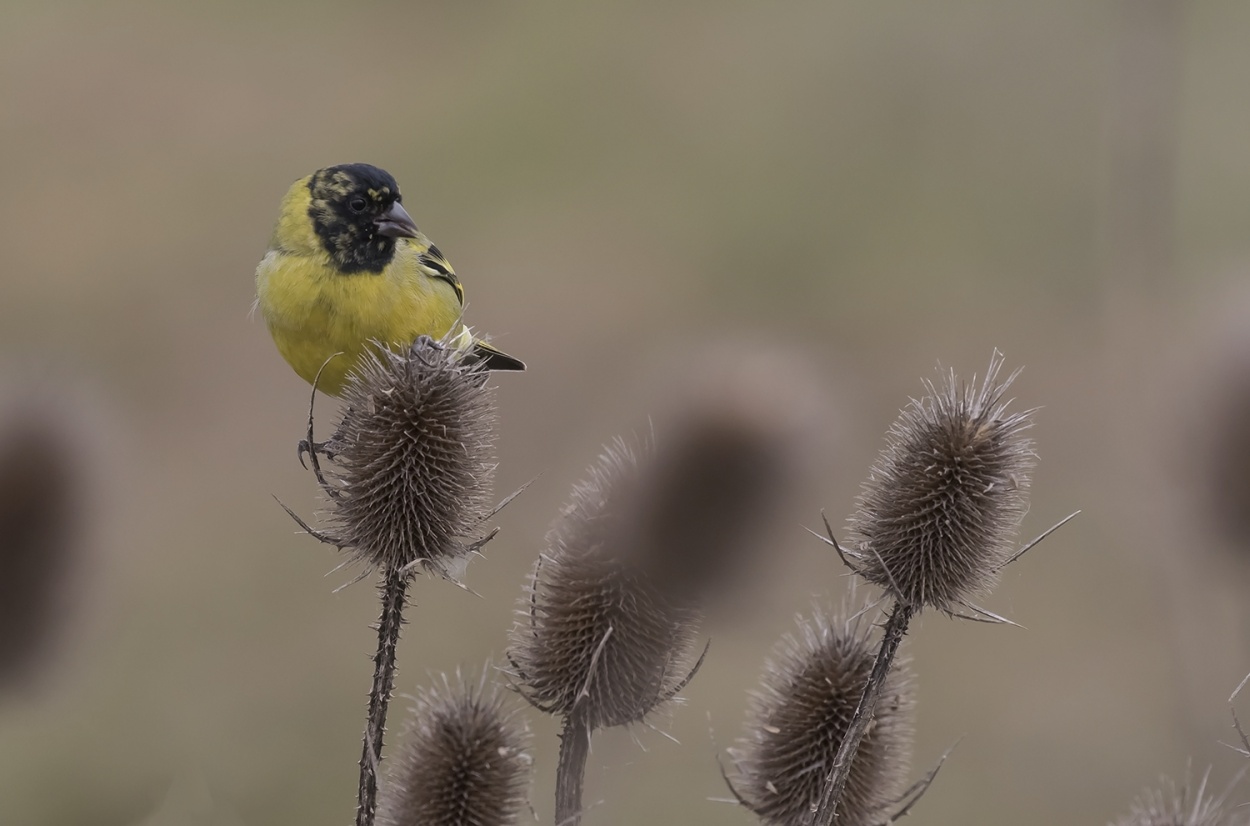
[394, 194, 402, 203]
[348, 197, 367, 213]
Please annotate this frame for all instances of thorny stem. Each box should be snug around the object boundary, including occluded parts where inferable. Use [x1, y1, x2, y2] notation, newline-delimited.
[810, 600, 914, 826]
[356, 565, 409, 826]
[555, 709, 592, 826]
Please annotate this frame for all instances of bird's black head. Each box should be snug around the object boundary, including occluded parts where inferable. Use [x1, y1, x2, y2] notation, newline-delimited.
[306, 163, 420, 274]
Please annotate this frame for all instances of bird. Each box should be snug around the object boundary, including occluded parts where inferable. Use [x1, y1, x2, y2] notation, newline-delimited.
[254, 163, 524, 397]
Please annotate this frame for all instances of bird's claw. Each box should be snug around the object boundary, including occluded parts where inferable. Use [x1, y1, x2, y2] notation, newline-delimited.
[297, 438, 338, 470]
[414, 334, 443, 351]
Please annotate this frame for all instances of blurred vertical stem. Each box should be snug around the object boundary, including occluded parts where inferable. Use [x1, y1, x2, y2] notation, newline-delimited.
[555, 709, 592, 826]
[810, 601, 914, 826]
[1102, 0, 1202, 711]
[356, 565, 409, 826]
[1103, 0, 1180, 305]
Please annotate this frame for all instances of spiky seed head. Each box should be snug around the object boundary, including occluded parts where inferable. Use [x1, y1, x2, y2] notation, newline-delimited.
[377, 672, 530, 826]
[730, 608, 915, 826]
[323, 337, 497, 579]
[1198, 338, 1250, 552]
[848, 352, 1035, 613]
[507, 439, 703, 730]
[1111, 770, 1238, 826]
[0, 396, 89, 689]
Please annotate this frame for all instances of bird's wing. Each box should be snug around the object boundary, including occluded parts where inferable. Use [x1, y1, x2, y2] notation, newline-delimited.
[471, 339, 526, 371]
[415, 243, 465, 305]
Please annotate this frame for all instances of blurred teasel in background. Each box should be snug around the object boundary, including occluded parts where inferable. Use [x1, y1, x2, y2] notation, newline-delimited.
[508, 349, 819, 824]
[0, 385, 97, 694]
[1110, 770, 1242, 826]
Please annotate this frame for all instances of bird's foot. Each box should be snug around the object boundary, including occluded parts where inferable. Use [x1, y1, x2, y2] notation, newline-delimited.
[297, 437, 342, 470]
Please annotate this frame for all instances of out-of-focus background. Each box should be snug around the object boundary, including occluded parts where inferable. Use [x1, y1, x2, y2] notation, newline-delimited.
[4, 1, 1250, 823]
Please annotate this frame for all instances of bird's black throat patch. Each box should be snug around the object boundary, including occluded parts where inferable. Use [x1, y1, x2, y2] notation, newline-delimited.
[307, 163, 405, 275]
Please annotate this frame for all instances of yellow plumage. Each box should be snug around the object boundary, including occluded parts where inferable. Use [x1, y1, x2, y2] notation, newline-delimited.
[255, 164, 523, 396]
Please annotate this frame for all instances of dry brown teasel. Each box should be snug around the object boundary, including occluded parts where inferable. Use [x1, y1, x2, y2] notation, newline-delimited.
[293, 335, 500, 581]
[625, 357, 813, 605]
[507, 438, 706, 825]
[508, 438, 705, 730]
[728, 607, 915, 826]
[280, 335, 509, 826]
[1111, 769, 1242, 826]
[378, 671, 531, 826]
[845, 351, 1035, 613]
[0, 393, 91, 691]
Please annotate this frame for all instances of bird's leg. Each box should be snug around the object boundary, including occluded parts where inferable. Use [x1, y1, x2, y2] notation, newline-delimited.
[297, 352, 350, 471]
[296, 436, 341, 468]
[297, 432, 340, 497]
[297, 410, 352, 462]
[296, 384, 351, 496]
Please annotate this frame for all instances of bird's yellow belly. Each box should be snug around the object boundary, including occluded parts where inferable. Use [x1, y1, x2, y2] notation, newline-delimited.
[258, 254, 462, 396]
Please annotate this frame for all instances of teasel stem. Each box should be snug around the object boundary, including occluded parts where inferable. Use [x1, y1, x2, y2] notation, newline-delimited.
[356, 565, 409, 826]
[810, 601, 914, 826]
[555, 707, 592, 826]
[282, 338, 508, 826]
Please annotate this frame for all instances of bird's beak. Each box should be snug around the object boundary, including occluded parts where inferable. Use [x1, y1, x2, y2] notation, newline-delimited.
[374, 202, 420, 239]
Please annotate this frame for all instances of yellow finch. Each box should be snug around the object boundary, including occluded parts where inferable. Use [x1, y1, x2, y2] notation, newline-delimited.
[255, 163, 524, 396]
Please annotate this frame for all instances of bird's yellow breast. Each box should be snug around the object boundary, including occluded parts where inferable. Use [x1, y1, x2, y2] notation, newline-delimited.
[255, 243, 465, 396]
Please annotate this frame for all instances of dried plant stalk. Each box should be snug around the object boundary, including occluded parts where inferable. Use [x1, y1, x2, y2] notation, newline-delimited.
[813, 352, 1040, 825]
[286, 336, 502, 826]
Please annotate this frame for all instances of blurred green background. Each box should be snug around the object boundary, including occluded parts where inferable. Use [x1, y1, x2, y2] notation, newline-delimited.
[4, 0, 1250, 823]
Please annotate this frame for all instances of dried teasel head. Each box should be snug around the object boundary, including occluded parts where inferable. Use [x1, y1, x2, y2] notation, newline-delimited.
[1197, 335, 1250, 552]
[302, 336, 498, 580]
[1111, 769, 1241, 826]
[728, 606, 915, 825]
[625, 351, 819, 606]
[0, 392, 92, 691]
[507, 439, 705, 730]
[378, 671, 531, 826]
[846, 351, 1035, 614]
